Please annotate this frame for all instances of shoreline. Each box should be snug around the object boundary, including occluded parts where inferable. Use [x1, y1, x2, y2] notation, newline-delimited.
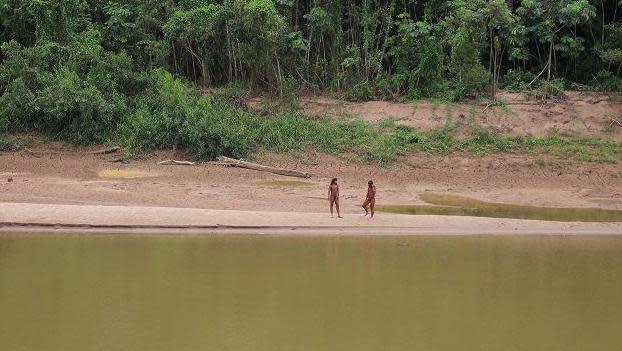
[2, 225, 622, 236]
[2, 141, 621, 237]
[1, 202, 621, 236]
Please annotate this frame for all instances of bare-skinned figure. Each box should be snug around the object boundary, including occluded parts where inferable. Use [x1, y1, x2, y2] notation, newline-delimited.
[328, 178, 343, 218]
[362, 180, 376, 218]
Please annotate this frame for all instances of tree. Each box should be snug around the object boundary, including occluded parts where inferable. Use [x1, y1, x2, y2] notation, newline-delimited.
[485, 0, 526, 100]
[517, 0, 595, 82]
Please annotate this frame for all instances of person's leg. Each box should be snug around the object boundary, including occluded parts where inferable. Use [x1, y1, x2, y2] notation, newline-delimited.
[370, 199, 375, 218]
[330, 198, 335, 217]
[362, 199, 370, 216]
[336, 198, 342, 218]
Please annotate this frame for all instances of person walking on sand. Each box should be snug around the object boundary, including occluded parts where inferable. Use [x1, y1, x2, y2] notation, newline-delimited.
[328, 178, 342, 218]
[362, 180, 376, 218]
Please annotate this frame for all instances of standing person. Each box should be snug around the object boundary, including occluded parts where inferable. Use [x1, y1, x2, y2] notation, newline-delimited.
[328, 178, 342, 218]
[362, 180, 376, 218]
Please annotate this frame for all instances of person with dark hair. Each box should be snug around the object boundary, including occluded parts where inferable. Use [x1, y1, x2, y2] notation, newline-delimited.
[328, 178, 342, 218]
[362, 180, 376, 218]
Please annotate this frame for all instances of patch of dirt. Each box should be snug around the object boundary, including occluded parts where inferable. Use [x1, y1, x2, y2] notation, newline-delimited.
[98, 169, 158, 179]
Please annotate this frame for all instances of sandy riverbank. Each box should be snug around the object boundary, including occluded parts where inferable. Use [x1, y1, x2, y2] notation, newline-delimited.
[1, 202, 621, 235]
[1, 133, 621, 235]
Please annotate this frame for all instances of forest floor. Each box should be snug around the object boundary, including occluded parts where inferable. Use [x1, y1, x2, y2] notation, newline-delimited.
[1, 92, 621, 234]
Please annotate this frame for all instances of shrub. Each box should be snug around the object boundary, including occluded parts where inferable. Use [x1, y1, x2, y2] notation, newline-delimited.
[34, 68, 127, 144]
[525, 78, 566, 100]
[120, 69, 257, 159]
[0, 78, 35, 131]
[0, 134, 21, 151]
[500, 69, 537, 91]
[448, 64, 490, 101]
[589, 70, 622, 92]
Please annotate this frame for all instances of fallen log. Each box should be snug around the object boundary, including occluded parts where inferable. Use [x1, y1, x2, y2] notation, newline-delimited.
[204, 161, 237, 166]
[215, 156, 312, 178]
[90, 146, 121, 155]
[158, 159, 196, 166]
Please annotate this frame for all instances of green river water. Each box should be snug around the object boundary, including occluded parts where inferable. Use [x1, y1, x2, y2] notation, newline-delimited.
[1, 234, 621, 351]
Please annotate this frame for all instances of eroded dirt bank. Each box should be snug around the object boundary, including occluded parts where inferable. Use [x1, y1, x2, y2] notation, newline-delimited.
[250, 92, 622, 139]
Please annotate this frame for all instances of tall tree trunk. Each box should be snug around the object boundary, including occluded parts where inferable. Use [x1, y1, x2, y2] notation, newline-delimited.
[600, 0, 605, 46]
[226, 24, 232, 82]
[275, 49, 283, 97]
[306, 28, 313, 80]
[547, 39, 553, 81]
[489, 27, 494, 100]
[171, 40, 178, 73]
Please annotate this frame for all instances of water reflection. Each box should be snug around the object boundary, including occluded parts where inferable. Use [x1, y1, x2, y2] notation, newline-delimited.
[377, 193, 622, 222]
[0, 234, 621, 351]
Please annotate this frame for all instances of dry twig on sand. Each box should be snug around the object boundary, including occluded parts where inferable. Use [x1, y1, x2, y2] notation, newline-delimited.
[211, 156, 312, 178]
[89, 146, 121, 155]
[158, 160, 196, 166]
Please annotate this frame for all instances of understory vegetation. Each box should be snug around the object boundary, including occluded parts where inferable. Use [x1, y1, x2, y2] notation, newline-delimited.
[3, 69, 621, 165]
[0, 0, 621, 164]
[0, 133, 20, 151]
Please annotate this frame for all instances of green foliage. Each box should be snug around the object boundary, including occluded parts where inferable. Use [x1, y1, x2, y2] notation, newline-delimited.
[525, 78, 566, 100]
[521, 135, 622, 163]
[2, 0, 620, 100]
[589, 70, 622, 92]
[500, 69, 537, 91]
[0, 78, 35, 131]
[1, 0, 622, 165]
[446, 0, 489, 100]
[35, 68, 127, 144]
[120, 69, 256, 159]
[390, 16, 447, 99]
[465, 126, 514, 153]
[0, 28, 139, 143]
[0, 133, 21, 151]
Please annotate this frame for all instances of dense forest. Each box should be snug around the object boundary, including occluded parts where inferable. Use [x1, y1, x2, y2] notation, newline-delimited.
[1, 0, 621, 161]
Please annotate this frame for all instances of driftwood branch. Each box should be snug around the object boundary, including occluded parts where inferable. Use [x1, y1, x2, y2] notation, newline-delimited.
[214, 156, 312, 178]
[90, 146, 121, 155]
[158, 159, 196, 166]
[204, 161, 236, 166]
